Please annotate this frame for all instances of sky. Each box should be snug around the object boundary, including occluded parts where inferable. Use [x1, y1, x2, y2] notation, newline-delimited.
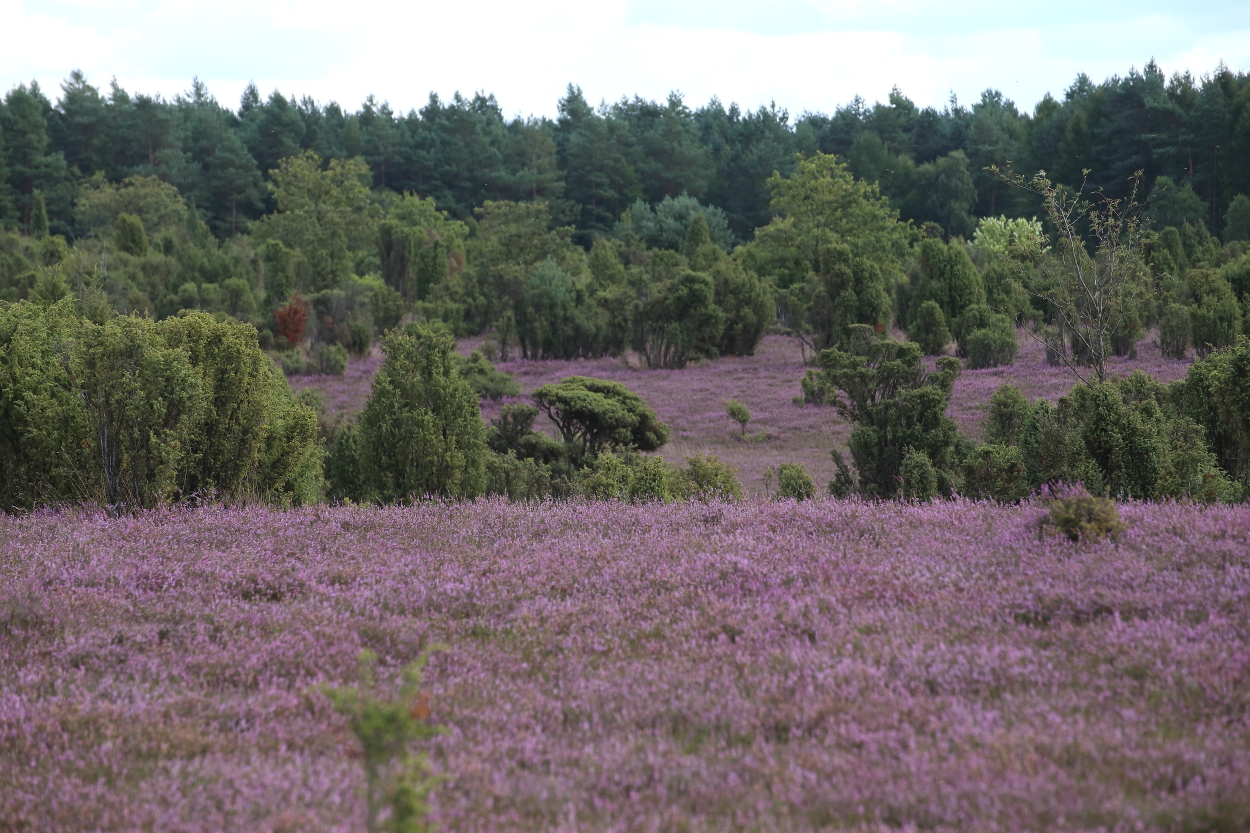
[4, 0, 1250, 119]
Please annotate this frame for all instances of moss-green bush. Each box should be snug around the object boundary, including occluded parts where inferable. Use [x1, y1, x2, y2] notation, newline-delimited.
[1040, 486, 1125, 543]
[775, 462, 817, 501]
[960, 444, 1029, 503]
[899, 450, 938, 501]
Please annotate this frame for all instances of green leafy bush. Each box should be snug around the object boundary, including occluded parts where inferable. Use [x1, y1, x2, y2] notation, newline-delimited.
[576, 452, 683, 502]
[1040, 486, 1125, 543]
[960, 444, 1029, 503]
[775, 462, 816, 500]
[456, 350, 520, 400]
[909, 300, 950, 356]
[679, 454, 744, 502]
[485, 450, 555, 502]
[964, 318, 1019, 369]
[359, 326, 488, 501]
[1158, 303, 1191, 360]
[899, 450, 938, 501]
[984, 384, 1030, 447]
[532, 376, 669, 460]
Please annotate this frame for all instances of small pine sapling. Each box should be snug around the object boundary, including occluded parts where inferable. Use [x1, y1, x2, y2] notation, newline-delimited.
[323, 648, 448, 833]
[725, 399, 751, 436]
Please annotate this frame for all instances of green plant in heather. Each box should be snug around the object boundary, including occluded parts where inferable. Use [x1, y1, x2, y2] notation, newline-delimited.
[680, 454, 744, 502]
[359, 326, 488, 500]
[810, 325, 961, 498]
[322, 648, 447, 833]
[485, 450, 555, 502]
[532, 376, 669, 460]
[963, 317, 1018, 369]
[899, 450, 938, 501]
[724, 399, 751, 436]
[1158, 303, 1191, 359]
[960, 445, 1029, 503]
[576, 452, 683, 503]
[455, 350, 520, 401]
[909, 300, 950, 356]
[909, 237, 984, 324]
[984, 384, 1031, 447]
[1040, 487, 1125, 543]
[775, 462, 816, 501]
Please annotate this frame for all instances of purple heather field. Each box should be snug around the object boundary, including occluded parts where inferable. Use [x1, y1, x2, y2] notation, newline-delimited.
[2, 499, 1248, 831]
[5, 328, 1242, 832]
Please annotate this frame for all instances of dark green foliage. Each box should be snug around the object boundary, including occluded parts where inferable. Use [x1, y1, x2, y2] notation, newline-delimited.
[910, 238, 984, 324]
[964, 317, 1019, 369]
[631, 268, 724, 369]
[808, 327, 961, 498]
[624, 194, 734, 253]
[456, 350, 520, 400]
[1225, 194, 1250, 242]
[985, 384, 1031, 447]
[325, 421, 370, 503]
[899, 451, 938, 501]
[113, 212, 149, 256]
[1186, 269, 1242, 356]
[532, 376, 669, 458]
[1172, 337, 1250, 493]
[778, 244, 893, 359]
[1041, 487, 1125, 543]
[1158, 303, 1192, 359]
[909, 300, 950, 356]
[29, 191, 48, 239]
[358, 327, 488, 500]
[0, 302, 319, 511]
[711, 258, 772, 356]
[1147, 176, 1206, 230]
[960, 444, 1029, 503]
[775, 462, 817, 501]
[485, 450, 554, 502]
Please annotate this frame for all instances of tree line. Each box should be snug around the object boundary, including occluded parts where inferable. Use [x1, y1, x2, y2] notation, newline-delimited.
[3, 60, 1250, 246]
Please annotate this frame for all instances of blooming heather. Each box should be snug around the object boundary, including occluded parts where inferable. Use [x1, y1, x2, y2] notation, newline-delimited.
[2, 498, 1247, 831]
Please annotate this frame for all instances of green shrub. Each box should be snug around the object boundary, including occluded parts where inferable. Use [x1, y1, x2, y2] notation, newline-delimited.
[1158, 303, 1191, 360]
[964, 319, 1019, 368]
[456, 350, 520, 400]
[308, 343, 349, 376]
[899, 450, 938, 501]
[724, 399, 751, 435]
[325, 421, 370, 503]
[960, 444, 1029, 503]
[984, 384, 1030, 447]
[775, 462, 817, 500]
[679, 453, 744, 502]
[359, 326, 488, 501]
[485, 450, 554, 501]
[1040, 486, 1125, 543]
[950, 303, 997, 357]
[577, 452, 683, 502]
[909, 300, 951, 356]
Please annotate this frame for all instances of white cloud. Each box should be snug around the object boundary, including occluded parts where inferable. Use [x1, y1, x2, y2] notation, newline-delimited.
[2, 0, 1247, 117]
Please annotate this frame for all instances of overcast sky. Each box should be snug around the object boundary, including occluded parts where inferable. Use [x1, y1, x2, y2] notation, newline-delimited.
[5, 0, 1249, 119]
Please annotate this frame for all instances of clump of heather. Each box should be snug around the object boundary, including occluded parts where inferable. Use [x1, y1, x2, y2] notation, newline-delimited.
[2, 499, 1248, 831]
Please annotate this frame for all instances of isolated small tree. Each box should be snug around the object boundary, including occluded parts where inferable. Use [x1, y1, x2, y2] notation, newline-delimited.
[725, 399, 751, 436]
[323, 649, 447, 833]
[994, 166, 1150, 384]
[532, 376, 669, 459]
